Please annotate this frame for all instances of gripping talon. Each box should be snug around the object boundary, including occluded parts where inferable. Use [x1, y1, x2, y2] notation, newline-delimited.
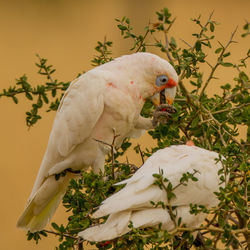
[152, 104, 176, 127]
[156, 104, 176, 113]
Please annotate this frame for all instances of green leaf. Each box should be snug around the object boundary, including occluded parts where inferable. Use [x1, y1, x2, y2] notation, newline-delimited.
[27, 233, 33, 241]
[215, 47, 223, 54]
[223, 52, 231, 58]
[117, 24, 127, 30]
[12, 96, 18, 104]
[170, 37, 177, 48]
[195, 41, 201, 51]
[243, 22, 249, 30]
[52, 222, 60, 231]
[210, 22, 215, 32]
[42, 93, 49, 104]
[220, 62, 234, 67]
[25, 92, 33, 100]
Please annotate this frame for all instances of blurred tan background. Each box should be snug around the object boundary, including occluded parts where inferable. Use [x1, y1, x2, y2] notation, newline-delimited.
[0, 0, 249, 249]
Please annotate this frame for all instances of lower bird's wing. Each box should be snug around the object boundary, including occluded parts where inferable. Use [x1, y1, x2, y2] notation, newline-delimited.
[93, 145, 222, 218]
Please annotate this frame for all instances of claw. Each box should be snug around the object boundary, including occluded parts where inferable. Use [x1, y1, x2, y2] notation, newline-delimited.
[152, 104, 176, 127]
[156, 104, 176, 113]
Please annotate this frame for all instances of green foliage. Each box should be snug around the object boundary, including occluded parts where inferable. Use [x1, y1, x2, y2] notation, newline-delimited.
[0, 54, 70, 127]
[2, 7, 249, 249]
[242, 20, 250, 38]
[91, 38, 113, 66]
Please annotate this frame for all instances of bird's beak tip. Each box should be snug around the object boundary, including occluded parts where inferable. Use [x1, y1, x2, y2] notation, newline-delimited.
[166, 97, 173, 105]
[151, 93, 160, 106]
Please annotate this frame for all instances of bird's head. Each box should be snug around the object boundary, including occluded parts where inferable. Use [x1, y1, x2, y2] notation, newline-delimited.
[126, 52, 178, 105]
[145, 53, 178, 106]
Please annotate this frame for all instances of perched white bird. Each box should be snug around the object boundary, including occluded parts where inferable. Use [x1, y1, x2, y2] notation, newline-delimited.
[17, 52, 178, 232]
[79, 145, 223, 242]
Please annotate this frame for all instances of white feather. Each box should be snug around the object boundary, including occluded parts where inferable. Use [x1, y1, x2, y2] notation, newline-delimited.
[17, 52, 178, 232]
[79, 145, 223, 242]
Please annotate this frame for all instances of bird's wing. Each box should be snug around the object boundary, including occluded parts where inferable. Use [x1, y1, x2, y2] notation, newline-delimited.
[48, 74, 105, 157]
[94, 145, 221, 218]
[28, 74, 106, 200]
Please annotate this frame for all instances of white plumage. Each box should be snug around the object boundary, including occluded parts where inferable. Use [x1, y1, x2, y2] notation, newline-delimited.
[78, 145, 223, 242]
[17, 52, 178, 232]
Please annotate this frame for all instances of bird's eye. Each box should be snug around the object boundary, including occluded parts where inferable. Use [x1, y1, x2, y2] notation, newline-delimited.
[155, 75, 169, 87]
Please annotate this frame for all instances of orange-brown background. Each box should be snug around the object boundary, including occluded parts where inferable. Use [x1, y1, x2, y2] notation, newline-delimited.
[0, 0, 249, 249]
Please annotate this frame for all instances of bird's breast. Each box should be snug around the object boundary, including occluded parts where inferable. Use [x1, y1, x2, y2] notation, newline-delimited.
[90, 87, 143, 148]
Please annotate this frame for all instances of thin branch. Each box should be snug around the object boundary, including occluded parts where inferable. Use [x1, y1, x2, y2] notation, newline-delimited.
[202, 104, 242, 148]
[44, 229, 78, 240]
[36, 54, 55, 83]
[159, 178, 177, 228]
[136, 24, 150, 52]
[93, 138, 113, 148]
[137, 144, 145, 164]
[0, 84, 66, 98]
[202, 106, 227, 146]
[199, 112, 212, 150]
[111, 129, 120, 179]
[212, 103, 250, 115]
[190, 11, 215, 53]
[93, 130, 120, 179]
[169, 226, 249, 235]
[101, 36, 109, 62]
[213, 232, 222, 249]
[177, 80, 195, 108]
[163, 17, 176, 64]
[235, 65, 250, 87]
[180, 38, 192, 48]
[199, 27, 238, 99]
[78, 238, 83, 250]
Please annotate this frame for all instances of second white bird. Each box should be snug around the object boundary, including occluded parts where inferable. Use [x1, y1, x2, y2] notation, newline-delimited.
[79, 145, 223, 242]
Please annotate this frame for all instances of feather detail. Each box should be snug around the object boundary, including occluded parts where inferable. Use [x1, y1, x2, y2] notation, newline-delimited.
[79, 145, 224, 242]
[17, 52, 179, 232]
[17, 174, 72, 232]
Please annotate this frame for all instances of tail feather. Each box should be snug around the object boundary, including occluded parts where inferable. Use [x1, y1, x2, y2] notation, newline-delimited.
[79, 208, 174, 242]
[79, 207, 208, 242]
[78, 211, 131, 242]
[17, 174, 72, 232]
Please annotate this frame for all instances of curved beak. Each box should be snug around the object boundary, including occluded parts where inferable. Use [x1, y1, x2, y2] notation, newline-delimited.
[164, 87, 176, 104]
[151, 87, 176, 106]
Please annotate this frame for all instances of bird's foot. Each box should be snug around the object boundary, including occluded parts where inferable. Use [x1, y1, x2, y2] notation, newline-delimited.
[152, 104, 176, 127]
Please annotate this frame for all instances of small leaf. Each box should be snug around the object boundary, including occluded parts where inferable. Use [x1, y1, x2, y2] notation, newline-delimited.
[215, 47, 223, 54]
[170, 37, 177, 48]
[210, 22, 215, 32]
[243, 22, 249, 30]
[195, 41, 201, 51]
[25, 92, 33, 100]
[223, 52, 231, 57]
[42, 93, 49, 104]
[12, 96, 18, 104]
[220, 62, 233, 67]
[117, 24, 127, 31]
[27, 233, 33, 241]
[125, 18, 130, 24]
[51, 222, 60, 231]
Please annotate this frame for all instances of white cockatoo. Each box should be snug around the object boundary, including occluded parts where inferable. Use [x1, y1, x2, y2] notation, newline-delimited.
[79, 145, 223, 242]
[17, 52, 178, 232]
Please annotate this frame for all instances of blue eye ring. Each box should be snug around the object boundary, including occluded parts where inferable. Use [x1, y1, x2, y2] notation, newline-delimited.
[156, 75, 169, 87]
